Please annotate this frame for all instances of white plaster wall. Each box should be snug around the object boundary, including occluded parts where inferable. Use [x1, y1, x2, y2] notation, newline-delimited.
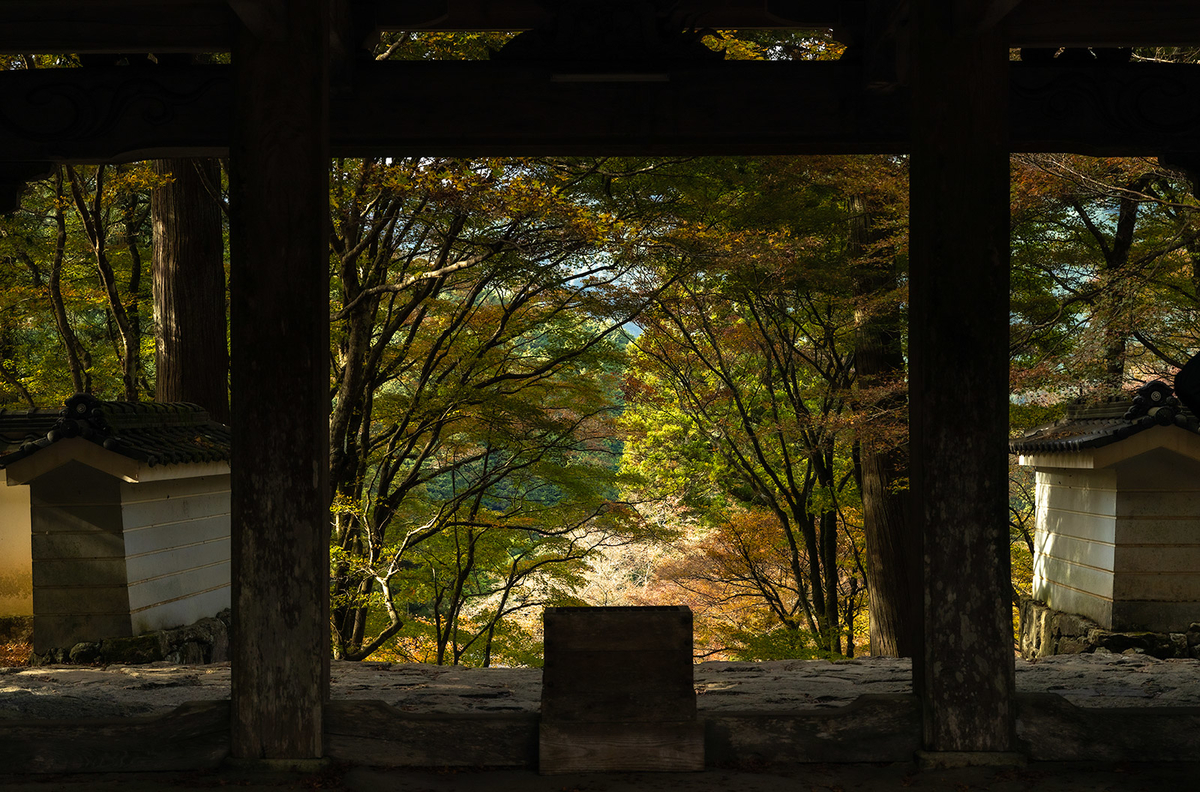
[0, 469, 32, 617]
[1111, 448, 1200, 631]
[1033, 467, 1117, 628]
[28, 461, 130, 652]
[120, 473, 230, 635]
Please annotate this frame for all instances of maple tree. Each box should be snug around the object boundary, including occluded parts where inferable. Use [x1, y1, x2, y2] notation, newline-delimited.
[618, 156, 913, 657]
[325, 155, 677, 661]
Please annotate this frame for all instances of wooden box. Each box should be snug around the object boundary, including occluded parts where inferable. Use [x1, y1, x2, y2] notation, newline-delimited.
[539, 606, 704, 773]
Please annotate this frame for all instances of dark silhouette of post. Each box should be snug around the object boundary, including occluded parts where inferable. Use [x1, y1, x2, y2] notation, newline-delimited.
[228, 0, 331, 760]
[908, 1, 1017, 755]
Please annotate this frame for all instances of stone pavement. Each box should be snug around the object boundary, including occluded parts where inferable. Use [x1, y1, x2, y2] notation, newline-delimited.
[1, 654, 1199, 790]
[3, 651, 1200, 720]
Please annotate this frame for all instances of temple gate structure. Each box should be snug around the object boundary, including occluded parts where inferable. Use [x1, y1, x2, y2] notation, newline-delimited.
[1, 0, 1200, 771]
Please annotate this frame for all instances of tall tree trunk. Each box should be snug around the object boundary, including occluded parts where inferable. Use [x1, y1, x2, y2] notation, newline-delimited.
[1072, 176, 1147, 389]
[849, 193, 918, 657]
[66, 165, 141, 400]
[47, 169, 91, 394]
[152, 158, 229, 422]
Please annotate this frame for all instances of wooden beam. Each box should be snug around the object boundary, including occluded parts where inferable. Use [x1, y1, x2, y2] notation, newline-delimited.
[380, 0, 848, 31]
[0, 701, 228, 773]
[228, 0, 331, 760]
[1008, 0, 1200, 47]
[1, 61, 1198, 162]
[0, 0, 235, 54]
[335, 61, 904, 156]
[1005, 0, 1200, 47]
[0, 0, 845, 55]
[908, 0, 1016, 755]
[5, 0, 1200, 53]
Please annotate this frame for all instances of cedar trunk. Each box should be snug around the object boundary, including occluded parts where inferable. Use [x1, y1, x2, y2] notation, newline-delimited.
[152, 158, 229, 422]
[848, 194, 918, 658]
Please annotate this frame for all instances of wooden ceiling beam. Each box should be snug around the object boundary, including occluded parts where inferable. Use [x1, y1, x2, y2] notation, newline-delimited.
[378, 0, 848, 31]
[2, 60, 1198, 162]
[1004, 0, 1200, 48]
[0, 1, 235, 54]
[4, 1, 1200, 53]
[0, 0, 845, 55]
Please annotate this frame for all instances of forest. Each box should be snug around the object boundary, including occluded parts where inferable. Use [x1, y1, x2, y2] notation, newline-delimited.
[2, 37, 1198, 668]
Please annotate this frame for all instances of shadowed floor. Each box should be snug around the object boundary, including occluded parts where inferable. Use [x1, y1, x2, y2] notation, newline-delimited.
[0, 761, 1197, 792]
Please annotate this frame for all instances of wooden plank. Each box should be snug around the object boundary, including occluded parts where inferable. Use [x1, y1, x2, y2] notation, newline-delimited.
[120, 474, 230, 504]
[1036, 563, 1115, 601]
[705, 694, 922, 765]
[31, 613, 131, 651]
[1118, 490, 1200, 519]
[1114, 571, 1200, 601]
[33, 586, 129, 616]
[1011, 62, 1200, 156]
[908, 1, 1015, 753]
[4, 0, 1200, 52]
[3, 60, 1200, 162]
[541, 654, 697, 722]
[33, 557, 127, 588]
[1115, 545, 1200, 574]
[127, 557, 230, 610]
[543, 605, 692, 652]
[1117, 517, 1200, 545]
[377, 0, 846, 31]
[322, 700, 538, 767]
[1041, 513, 1113, 544]
[1005, 0, 1200, 47]
[122, 514, 229, 556]
[228, 0, 330, 761]
[0, 0, 844, 55]
[542, 607, 697, 724]
[1038, 512, 1118, 545]
[336, 60, 905, 156]
[0, 700, 229, 773]
[31, 528, 126, 560]
[26, 461, 121, 508]
[121, 491, 229, 529]
[1016, 694, 1200, 761]
[1112, 600, 1200, 632]
[539, 720, 705, 774]
[0, 0, 234, 54]
[1033, 531, 1115, 571]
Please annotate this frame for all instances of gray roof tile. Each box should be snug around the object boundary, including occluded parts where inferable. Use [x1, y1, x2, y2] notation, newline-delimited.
[0, 394, 229, 469]
[1010, 381, 1199, 455]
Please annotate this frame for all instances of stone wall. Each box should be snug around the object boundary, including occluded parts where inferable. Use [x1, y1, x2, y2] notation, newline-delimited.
[29, 608, 230, 666]
[1020, 597, 1200, 659]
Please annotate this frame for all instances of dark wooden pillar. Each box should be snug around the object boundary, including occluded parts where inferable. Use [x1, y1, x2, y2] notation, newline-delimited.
[228, 0, 331, 759]
[908, 3, 1016, 754]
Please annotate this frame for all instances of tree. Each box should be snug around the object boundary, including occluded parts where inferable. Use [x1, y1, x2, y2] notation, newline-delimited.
[151, 158, 229, 421]
[1010, 155, 1200, 392]
[620, 158, 879, 656]
[326, 156, 666, 661]
[0, 162, 156, 408]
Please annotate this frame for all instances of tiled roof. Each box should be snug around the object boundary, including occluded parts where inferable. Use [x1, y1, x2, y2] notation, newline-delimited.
[1010, 381, 1199, 455]
[0, 393, 229, 468]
